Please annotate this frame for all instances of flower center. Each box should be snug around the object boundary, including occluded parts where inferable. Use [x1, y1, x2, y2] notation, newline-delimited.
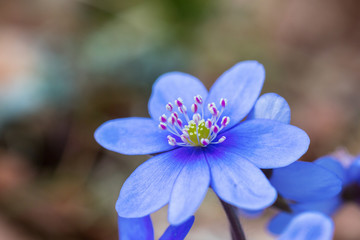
[158, 95, 229, 147]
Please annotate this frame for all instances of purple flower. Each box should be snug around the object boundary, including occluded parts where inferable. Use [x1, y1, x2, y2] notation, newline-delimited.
[118, 215, 194, 240]
[95, 61, 310, 225]
[279, 212, 334, 240]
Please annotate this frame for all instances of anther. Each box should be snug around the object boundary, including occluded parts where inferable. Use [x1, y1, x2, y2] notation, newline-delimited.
[218, 136, 226, 143]
[159, 123, 167, 130]
[200, 138, 210, 146]
[220, 98, 227, 108]
[205, 119, 212, 129]
[166, 103, 173, 112]
[178, 105, 187, 114]
[191, 103, 198, 113]
[177, 119, 183, 128]
[193, 113, 201, 124]
[167, 135, 176, 146]
[168, 116, 176, 125]
[172, 112, 178, 119]
[159, 114, 167, 123]
[194, 95, 203, 104]
[221, 116, 230, 127]
[212, 125, 219, 134]
[175, 98, 184, 107]
[209, 106, 218, 117]
[180, 135, 188, 143]
[182, 130, 189, 138]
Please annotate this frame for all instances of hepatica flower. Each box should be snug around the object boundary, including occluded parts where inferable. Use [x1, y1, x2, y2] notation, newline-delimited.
[95, 61, 310, 225]
[269, 154, 359, 235]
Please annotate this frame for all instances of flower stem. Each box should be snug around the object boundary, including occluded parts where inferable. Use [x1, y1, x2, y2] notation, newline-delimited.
[219, 198, 246, 240]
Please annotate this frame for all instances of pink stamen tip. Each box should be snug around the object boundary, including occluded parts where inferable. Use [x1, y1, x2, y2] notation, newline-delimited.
[177, 119, 183, 128]
[159, 114, 167, 123]
[220, 98, 227, 108]
[175, 98, 183, 107]
[180, 135, 188, 143]
[194, 95, 203, 104]
[218, 136, 226, 143]
[208, 103, 215, 110]
[166, 103, 173, 112]
[172, 112, 179, 119]
[167, 135, 177, 146]
[159, 123, 167, 130]
[200, 138, 210, 146]
[168, 116, 176, 125]
[205, 119, 212, 129]
[212, 125, 219, 134]
[221, 116, 230, 127]
[193, 113, 201, 124]
[182, 130, 189, 138]
[210, 106, 218, 116]
[191, 103, 198, 113]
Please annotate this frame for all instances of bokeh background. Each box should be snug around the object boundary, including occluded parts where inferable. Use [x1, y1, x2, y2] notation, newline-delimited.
[0, 0, 359, 239]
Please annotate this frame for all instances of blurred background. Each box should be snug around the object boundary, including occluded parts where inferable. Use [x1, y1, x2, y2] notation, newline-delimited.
[0, 0, 359, 239]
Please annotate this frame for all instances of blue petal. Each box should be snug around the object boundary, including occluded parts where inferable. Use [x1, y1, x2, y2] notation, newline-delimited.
[148, 72, 208, 121]
[221, 119, 310, 168]
[271, 161, 342, 202]
[159, 216, 195, 240]
[347, 157, 360, 183]
[268, 212, 294, 235]
[315, 156, 346, 182]
[118, 215, 154, 240]
[205, 61, 265, 129]
[116, 148, 190, 218]
[247, 93, 291, 124]
[295, 198, 342, 216]
[95, 117, 174, 155]
[279, 212, 334, 240]
[168, 149, 210, 225]
[206, 145, 277, 210]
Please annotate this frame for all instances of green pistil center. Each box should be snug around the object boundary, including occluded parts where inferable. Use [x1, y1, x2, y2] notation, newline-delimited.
[185, 120, 210, 146]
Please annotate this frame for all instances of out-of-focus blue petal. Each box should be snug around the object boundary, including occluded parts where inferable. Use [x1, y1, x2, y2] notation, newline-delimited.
[315, 156, 346, 182]
[148, 72, 208, 121]
[247, 93, 291, 124]
[221, 119, 310, 168]
[278, 212, 334, 240]
[116, 148, 193, 218]
[118, 215, 154, 240]
[347, 157, 360, 184]
[159, 216, 195, 240]
[206, 145, 277, 210]
[295, 198, 342, 216]
[268, 212, 294, 235]
[205, 61, 265, 129]
[94, 117, 174, 155]
[168, 149, 210, 225]
[271, 161, 342, 202]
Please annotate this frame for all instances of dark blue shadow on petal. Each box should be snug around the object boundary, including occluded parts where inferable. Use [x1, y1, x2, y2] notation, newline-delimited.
[118, 215, 154, 240]
[160, 216, 195, 240]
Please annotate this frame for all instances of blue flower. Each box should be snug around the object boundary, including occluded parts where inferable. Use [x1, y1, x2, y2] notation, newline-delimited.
[268, 154, 360, 235]
[118, 215, 194, 240]
[95, 61, 310, 225]
[278, 212, 334, 240]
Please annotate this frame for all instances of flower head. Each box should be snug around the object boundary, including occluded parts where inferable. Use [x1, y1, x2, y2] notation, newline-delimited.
[95, 61, 310, 225]
[268, 153, 360, 235]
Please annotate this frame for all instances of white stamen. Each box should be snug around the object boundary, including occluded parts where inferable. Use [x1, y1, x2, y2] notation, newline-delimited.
[205, 119, 212, 129]
[200, 138, 210, 146]
[159, 123, 167, 130]
[159, 114, 167, 123]
[212, 124, 219, 134]
[193, 113, 201, 124]
[177, 119, 183, 128]
[218, 136, 226, 143]
[166, 103, 173, 112]
[167, 135, 177, 146]
[191, 103, 198, 113]
[175, 98, 183, 107]
[220, 98, 227, 108]
[221, 116, 230, 127]
[194, 95, 203, 104]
